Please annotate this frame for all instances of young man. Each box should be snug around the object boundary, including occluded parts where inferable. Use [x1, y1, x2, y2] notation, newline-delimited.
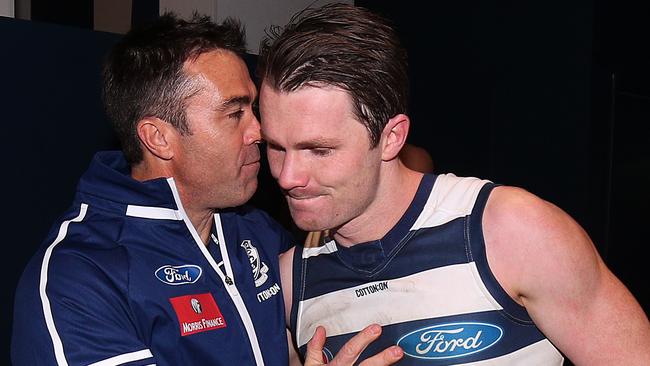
[11, 13, 394, 366]
[257, 3, 650, 365]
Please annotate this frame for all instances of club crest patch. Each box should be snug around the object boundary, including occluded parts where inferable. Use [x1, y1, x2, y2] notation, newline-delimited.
[241, 240, 269, 287]
[169, 293, 226, 336]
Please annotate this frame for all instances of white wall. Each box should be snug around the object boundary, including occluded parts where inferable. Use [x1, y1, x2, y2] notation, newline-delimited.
[160, 0, 353, 55]
[1, 0, 14, 17]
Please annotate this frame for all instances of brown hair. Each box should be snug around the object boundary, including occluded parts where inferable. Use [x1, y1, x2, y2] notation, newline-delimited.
[257, 3, 409, 147]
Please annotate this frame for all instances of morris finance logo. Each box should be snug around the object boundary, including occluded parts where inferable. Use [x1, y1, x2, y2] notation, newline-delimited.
[169, 293, 226, 336]
[190, 298, 202, 314]
[397, 322, 503, 360]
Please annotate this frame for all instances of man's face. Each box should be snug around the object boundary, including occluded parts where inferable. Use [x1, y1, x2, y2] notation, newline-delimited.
[175, 50, 260, 210]
[260, 84, 382, 232]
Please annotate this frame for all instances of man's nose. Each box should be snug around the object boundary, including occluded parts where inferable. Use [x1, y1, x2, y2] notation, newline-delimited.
[276, 152, 308, 191]
[244, 115, 262, 145]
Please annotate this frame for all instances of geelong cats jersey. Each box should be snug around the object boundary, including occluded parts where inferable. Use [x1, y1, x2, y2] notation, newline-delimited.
[290, 174, 563, 365]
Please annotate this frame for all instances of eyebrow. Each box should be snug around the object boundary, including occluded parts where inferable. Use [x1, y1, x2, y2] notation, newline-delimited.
[292, 138, 341, 150]
[262, 132, 341, 149]
[217, 95, 251, 112]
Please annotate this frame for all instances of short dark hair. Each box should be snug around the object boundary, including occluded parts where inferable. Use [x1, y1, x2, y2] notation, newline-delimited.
[102, 12, 247, 164]
[257, 3, 408, 147]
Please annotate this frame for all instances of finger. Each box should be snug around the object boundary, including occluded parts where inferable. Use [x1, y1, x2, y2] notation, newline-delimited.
[304, 326, 328, 365]
[358, 346, 404, 366]
[330, 324, 382, 365]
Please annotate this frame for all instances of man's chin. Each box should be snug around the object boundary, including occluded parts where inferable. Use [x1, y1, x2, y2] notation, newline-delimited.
[240, 174, 257, 192]
[290, 214, 329, 233]
[225, 179, 258, 208]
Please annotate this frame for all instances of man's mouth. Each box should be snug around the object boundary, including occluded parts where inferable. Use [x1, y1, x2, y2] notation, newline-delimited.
[243, 159, 260, 166]
[285, 192, 324, 202]
[243, 147, 261, 166]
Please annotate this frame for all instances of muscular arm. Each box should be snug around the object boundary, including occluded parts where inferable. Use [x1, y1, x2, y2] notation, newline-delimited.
[483, 186, 650, 365]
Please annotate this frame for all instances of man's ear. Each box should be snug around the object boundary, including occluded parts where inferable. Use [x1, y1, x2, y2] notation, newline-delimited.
[136, 117, 175, 160]
[380, 113, 410, 161]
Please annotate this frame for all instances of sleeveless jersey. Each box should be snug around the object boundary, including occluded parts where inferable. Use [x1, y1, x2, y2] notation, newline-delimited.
[290, 174, 564, 365]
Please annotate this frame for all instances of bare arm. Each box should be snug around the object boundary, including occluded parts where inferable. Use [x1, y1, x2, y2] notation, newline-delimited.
[279, 247, 295, 325]
[483, 186, 650, 365]
[279, 248, 302, 365]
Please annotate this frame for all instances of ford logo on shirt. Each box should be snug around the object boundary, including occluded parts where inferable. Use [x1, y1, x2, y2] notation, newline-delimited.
[155, 265, 202, 285]
[397, 322, 503, 360]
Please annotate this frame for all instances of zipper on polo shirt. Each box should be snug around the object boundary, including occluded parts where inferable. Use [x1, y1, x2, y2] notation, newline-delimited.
[210, 233, 234, 286]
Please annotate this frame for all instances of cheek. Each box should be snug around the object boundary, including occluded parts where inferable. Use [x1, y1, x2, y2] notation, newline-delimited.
[218, 132, 245, 159]
[337, 158, 381, 195]
[266, 150, 284, 177]
[332, 151, 377, 178]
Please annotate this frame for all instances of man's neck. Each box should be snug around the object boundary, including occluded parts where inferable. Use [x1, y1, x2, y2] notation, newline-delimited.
[131, 159, 214, 247]
[187, 209, 215, 246]
[333, 164, 423, 247]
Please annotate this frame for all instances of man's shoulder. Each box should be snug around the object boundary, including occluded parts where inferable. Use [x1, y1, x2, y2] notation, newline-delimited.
[431, 173, 492, 191]
[28, 204, 131, 283]
[482, 185, 579, 265]
[483, 185, 550, 225]
[15, 228, 130, 313]
[39, 231, 130, 283]
[412, 173, 493, 229]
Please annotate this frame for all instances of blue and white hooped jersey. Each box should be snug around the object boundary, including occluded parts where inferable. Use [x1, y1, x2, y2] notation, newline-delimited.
[12, 151, 291, 366]
[290, 174, 564, 365]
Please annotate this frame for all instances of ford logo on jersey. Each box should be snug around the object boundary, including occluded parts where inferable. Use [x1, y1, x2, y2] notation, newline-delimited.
[397, 322, 503, 360]
[155, 265, 202, 285]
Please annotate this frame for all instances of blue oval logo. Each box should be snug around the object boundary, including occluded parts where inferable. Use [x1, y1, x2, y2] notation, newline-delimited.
[397, 322, 503, 360]
[155, 264, 202, 285]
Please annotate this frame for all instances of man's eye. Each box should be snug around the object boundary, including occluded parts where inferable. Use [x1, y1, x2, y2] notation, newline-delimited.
[252, 102, 260, 120]
[228, 110, 244, 120]
[311, 148, 332, 156]
[267, 142, 284, 152]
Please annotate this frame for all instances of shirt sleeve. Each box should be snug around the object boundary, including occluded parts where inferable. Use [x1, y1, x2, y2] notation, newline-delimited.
[12, 243, 156, 366]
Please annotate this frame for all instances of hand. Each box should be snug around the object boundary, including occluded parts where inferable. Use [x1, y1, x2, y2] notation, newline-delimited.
[303, 324, 403, 365]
